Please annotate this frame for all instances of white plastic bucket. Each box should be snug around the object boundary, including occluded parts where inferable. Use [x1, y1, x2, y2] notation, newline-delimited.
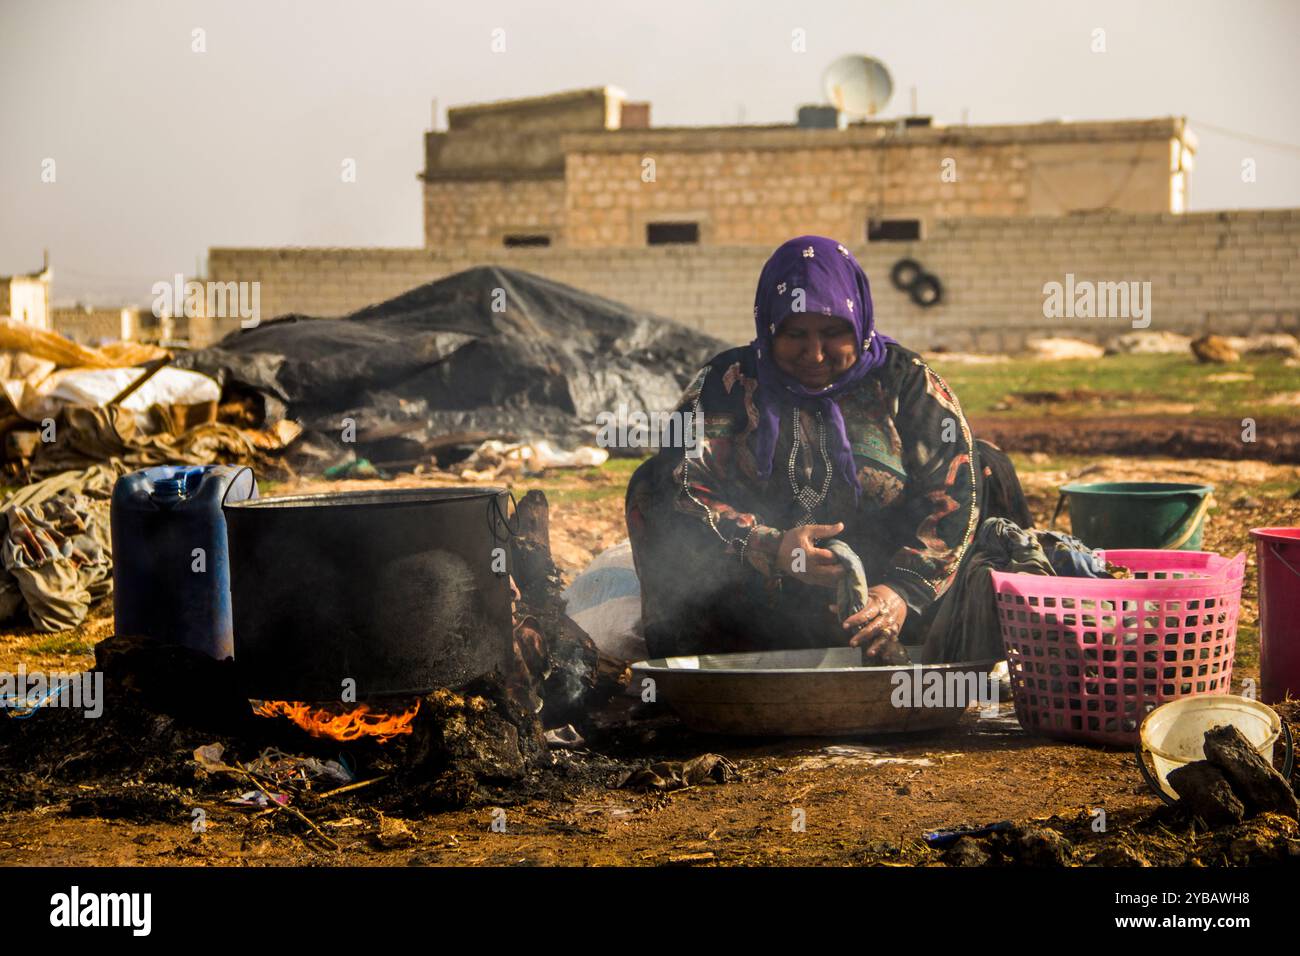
[1138, 694, 1281, 801]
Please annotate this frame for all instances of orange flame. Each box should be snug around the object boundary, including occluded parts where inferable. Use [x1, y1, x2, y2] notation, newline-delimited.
[253, 698, 421, 744]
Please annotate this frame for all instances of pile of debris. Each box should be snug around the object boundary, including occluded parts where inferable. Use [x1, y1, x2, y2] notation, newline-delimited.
[176, 267, 726, 473]
[505, 490, 628, 723]
[0, 321, 306, 633]
[909, 714, 1300, 868]
[0, 634, 551, 844]
[0, 318, 299, 482]
[929, 811, 1300, 868]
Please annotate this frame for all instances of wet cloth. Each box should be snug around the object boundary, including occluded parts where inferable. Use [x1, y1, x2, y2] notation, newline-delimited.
[920, 521, 1116, 663]
[1038, 530, 1110, 578]
[824, 538, 869, 620]
[625, 450, 847, 658]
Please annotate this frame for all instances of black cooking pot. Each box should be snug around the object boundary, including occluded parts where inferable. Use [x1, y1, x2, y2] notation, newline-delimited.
[224, 487, 515, 701]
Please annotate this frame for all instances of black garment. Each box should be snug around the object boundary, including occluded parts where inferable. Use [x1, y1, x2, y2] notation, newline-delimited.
[975, 439, 1033, 529]
[921, 517, 1055, 664]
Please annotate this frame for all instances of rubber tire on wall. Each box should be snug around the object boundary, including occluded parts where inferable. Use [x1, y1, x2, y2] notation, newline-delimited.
[909, 273, 943, 308]
[890, 258, 923, 291]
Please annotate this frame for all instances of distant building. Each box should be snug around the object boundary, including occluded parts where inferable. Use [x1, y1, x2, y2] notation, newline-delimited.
[3, 255, 152, 347]
[50, 305, 143, 346]
[0, 257, 52, 330]
[421, 86, 1195, 251]
[210, 86, 1297, 352]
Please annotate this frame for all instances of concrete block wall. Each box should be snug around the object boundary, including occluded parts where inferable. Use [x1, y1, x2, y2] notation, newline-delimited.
[208, 208, 1300, 351]
[562, 139, 1178, 248]
[51, 306, 139, 345]
[422, 117, 1188, 251]
[423, 178, 566, 247]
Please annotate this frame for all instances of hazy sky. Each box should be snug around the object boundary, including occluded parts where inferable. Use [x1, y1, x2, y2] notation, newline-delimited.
[3, 0, 1298, 306]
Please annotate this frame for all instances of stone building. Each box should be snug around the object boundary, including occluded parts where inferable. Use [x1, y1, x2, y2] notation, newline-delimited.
[208, 86, 1297, 351]
[3, 255, 153, 347]
[422, 86, 1194, 251]
[50, 305, 143, 346]
[0, 258, 52, 330]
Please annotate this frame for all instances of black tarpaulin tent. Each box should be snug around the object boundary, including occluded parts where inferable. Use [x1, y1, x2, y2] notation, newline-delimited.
[175, 266, 729, 466]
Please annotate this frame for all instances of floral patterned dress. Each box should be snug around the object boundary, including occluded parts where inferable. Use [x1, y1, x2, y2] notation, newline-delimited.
[625, 341, 983, 659]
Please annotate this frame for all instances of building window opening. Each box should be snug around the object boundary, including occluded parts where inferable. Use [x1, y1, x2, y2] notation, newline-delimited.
[503, 234, 551, 247]
[647, 222, 700, 245]
[867, 218, 922, 242]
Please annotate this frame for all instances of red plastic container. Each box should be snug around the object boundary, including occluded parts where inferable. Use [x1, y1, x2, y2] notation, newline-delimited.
[1250, 527, 1300, 704]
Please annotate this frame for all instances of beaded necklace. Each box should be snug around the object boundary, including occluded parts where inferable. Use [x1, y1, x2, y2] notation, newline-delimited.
[787, 406, 833, 526]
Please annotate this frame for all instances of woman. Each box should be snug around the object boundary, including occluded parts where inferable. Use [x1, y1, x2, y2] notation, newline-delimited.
[626, 235, 1007, 664]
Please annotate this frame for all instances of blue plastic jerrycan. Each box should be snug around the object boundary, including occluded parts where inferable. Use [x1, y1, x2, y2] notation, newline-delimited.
[111, 464, 258, 660]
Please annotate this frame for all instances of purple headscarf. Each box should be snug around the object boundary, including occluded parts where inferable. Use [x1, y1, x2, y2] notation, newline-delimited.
[751, 235, 894, 502]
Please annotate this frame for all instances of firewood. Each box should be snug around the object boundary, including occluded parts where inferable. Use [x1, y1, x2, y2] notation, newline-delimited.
[1203, 724, 1299, 820]
[505, 489, 602, 726]
[1167, 761, 1246, 828]
[510, 489, 559, 606]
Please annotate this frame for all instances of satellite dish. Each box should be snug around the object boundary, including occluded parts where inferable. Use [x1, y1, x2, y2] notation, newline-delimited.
[822, 55, 893, 119]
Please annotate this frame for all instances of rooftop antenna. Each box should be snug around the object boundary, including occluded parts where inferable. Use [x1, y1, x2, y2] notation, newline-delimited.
[821, 54, 894, 128]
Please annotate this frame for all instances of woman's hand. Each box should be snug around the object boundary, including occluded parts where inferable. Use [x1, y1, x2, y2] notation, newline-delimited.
[842, 585, 909, 661]
[776, 522, 845, 588]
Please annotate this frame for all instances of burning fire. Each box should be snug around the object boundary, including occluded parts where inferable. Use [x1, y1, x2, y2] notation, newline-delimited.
[253, 698, 421, 744]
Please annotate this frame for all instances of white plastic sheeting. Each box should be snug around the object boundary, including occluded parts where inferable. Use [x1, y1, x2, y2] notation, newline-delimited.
[46, 366, 220, 412]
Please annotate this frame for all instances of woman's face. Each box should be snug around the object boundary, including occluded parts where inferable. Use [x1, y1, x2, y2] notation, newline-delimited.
[771, 313, 859, 389]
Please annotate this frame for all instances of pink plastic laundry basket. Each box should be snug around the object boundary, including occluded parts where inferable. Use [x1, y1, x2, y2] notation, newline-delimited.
[990, 550, 1245, 747]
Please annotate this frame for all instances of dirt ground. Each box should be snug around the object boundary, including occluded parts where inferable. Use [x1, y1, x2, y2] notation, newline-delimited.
[1, 452, 1297, 867]
[0, 706, 1165, 867]
[971, 415, 1300, 464]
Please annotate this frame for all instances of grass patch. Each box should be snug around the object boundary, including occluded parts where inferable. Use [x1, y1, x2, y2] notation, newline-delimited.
[1007, 453, 1095, 475]
[531, 455, 645, 505]
[542, 486, 626, 505]
[931, 353, 1300, 420]
[29, 634, 94, 656]
[1249, 479, 1300, 499]
[576, 456, 643, 481]
[1234, 624, 1260, 673]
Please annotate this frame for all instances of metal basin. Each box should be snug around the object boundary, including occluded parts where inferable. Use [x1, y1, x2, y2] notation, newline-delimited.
[632, 647, 997, 737]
